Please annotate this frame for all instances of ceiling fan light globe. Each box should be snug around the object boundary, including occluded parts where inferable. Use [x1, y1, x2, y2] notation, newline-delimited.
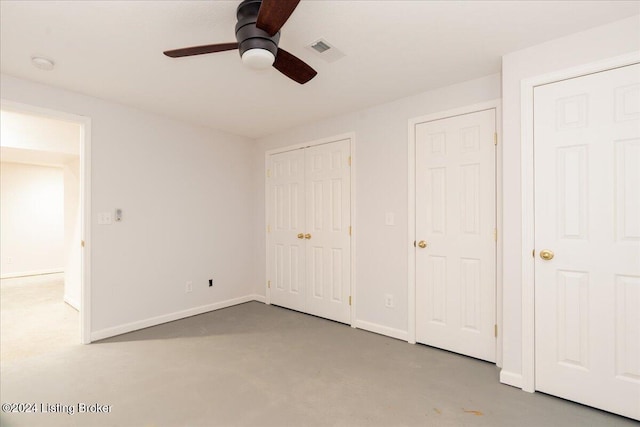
[241, 48, 275, 70]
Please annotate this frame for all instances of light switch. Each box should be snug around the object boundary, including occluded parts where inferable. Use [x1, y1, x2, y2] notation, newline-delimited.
[98, 212, 112, 225]
[385, 212, 395, 226]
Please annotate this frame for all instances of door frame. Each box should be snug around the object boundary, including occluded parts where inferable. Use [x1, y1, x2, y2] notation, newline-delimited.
[264, 132, 356, 326]
[520, 51, 640, 393]
[1, 99, 92, 345]
[408, 99, 502, 365]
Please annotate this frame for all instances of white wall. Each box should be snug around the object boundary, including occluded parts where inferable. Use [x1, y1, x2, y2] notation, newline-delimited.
[1, 109, 80, 155]
[500, 15, 640, 386]
[255, 73, 501, 337]
[1, 74, 258, 337]
[0, 162, 65, 277]
[4, 15, 633, 350]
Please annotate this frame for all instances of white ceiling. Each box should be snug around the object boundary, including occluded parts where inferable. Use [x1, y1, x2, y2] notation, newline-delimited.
[1, 1, 638, 139]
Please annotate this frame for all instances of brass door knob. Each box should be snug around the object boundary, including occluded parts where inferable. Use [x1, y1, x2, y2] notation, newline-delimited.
[418, 240, 427, 249]
[540, 249, 554, 260]
[304, 233, 312, 240]
[297, 233, 304, 239]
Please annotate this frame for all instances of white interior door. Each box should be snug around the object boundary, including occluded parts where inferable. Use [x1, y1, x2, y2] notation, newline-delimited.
[267, 139, 351, 324]
[534, 63, 640, 420]
[304, 141, 351, 323]
[415, 109, 496, 362]
[267, 149, 306, 312]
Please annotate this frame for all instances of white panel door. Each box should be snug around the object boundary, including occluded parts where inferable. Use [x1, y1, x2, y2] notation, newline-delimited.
[534, 63, 640, 420]
[415, 109, 496, 362]
[267, 149, 306, 312]
[267, 139, 351, 324]
[304, 140, 351, 324]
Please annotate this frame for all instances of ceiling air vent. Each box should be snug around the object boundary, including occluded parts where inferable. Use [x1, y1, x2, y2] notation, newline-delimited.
[306, 38, 345, 63]
[310, 40, 331, 53]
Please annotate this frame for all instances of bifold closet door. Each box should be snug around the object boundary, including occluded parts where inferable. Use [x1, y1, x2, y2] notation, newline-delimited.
[267, 139, 351, 324]
[268, 149, 306, 312]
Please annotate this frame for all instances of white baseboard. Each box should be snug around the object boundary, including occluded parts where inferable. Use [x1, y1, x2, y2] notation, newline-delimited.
[250, 294, 266, 303]
[1, 268, 64, 279]
[354, 319, 409, 341]
[89, 294, 407, 344]
[500, 370, 523, 389]
[64, 295, 80, 311]
[90, 295, 257, 342]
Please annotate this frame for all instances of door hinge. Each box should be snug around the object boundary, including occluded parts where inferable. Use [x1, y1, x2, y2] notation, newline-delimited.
[266, 169, 271, 178]
[494, 133, 498, 146]
[349, 226, 352, 236]
[348, 156, 352, 166]
[494, 324, 498, 337]
[494, 228, 497, 242]
[81, 240, 85, 248]
[267, 280, 271, 289]
[349, 296, 352, 306]
[267, 225, 271, 233]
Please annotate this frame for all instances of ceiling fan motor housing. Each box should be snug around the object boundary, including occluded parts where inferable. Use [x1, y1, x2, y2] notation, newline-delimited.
[235, 0, 280, 58]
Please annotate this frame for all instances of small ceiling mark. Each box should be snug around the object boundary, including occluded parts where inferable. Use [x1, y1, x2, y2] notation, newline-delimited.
[31, 56, 55, 71]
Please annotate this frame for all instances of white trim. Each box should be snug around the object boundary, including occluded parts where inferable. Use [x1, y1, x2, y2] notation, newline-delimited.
[0, 268, 63, 279]
[354, 319, 408, 341]
[81, 116, 92, 344]
[407, 119, 417, 344]
[499, 370, 524, 389]
[264, 132, 356, 326]
[251, 294, 266, 304]
[264, 152, 271, 306]
[349, 134, 357, 327]
[64, 295, 80, 311]
[91, 295, 257, 341]
[495, 103, 504, 369]
[0, 99, 92, 345]
[264, 132, 356, 156]
[407, 99, 502, 360]
[519, 51, 640, 394]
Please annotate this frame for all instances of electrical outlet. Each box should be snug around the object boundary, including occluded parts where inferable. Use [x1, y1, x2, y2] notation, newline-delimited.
[384, 294, 394, 308]
[185, 281, 193, 293]
[208, 279, 213, 287]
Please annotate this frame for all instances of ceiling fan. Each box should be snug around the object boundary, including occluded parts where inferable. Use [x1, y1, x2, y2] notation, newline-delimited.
[163, 0, 317, 84]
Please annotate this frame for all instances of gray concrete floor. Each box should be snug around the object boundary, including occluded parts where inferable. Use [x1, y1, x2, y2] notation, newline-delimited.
[0, 281, 637, 426]
[0, 273, 77, 363]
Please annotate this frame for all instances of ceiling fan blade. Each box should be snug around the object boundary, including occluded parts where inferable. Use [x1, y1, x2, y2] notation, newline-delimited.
[273, 48, 317, 84]
[256, 0, 301, 37]
[163, 42, 238, 58]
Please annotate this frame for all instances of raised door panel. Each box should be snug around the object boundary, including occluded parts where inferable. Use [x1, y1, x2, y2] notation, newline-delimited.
[534, 63, 640, 420]
[304, 140, 351, 324]
[415, 108, 496, 362]
[268, 149, 306, 312]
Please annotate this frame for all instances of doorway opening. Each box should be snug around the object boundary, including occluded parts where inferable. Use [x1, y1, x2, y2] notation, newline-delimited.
[0, 102, 91, 358]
